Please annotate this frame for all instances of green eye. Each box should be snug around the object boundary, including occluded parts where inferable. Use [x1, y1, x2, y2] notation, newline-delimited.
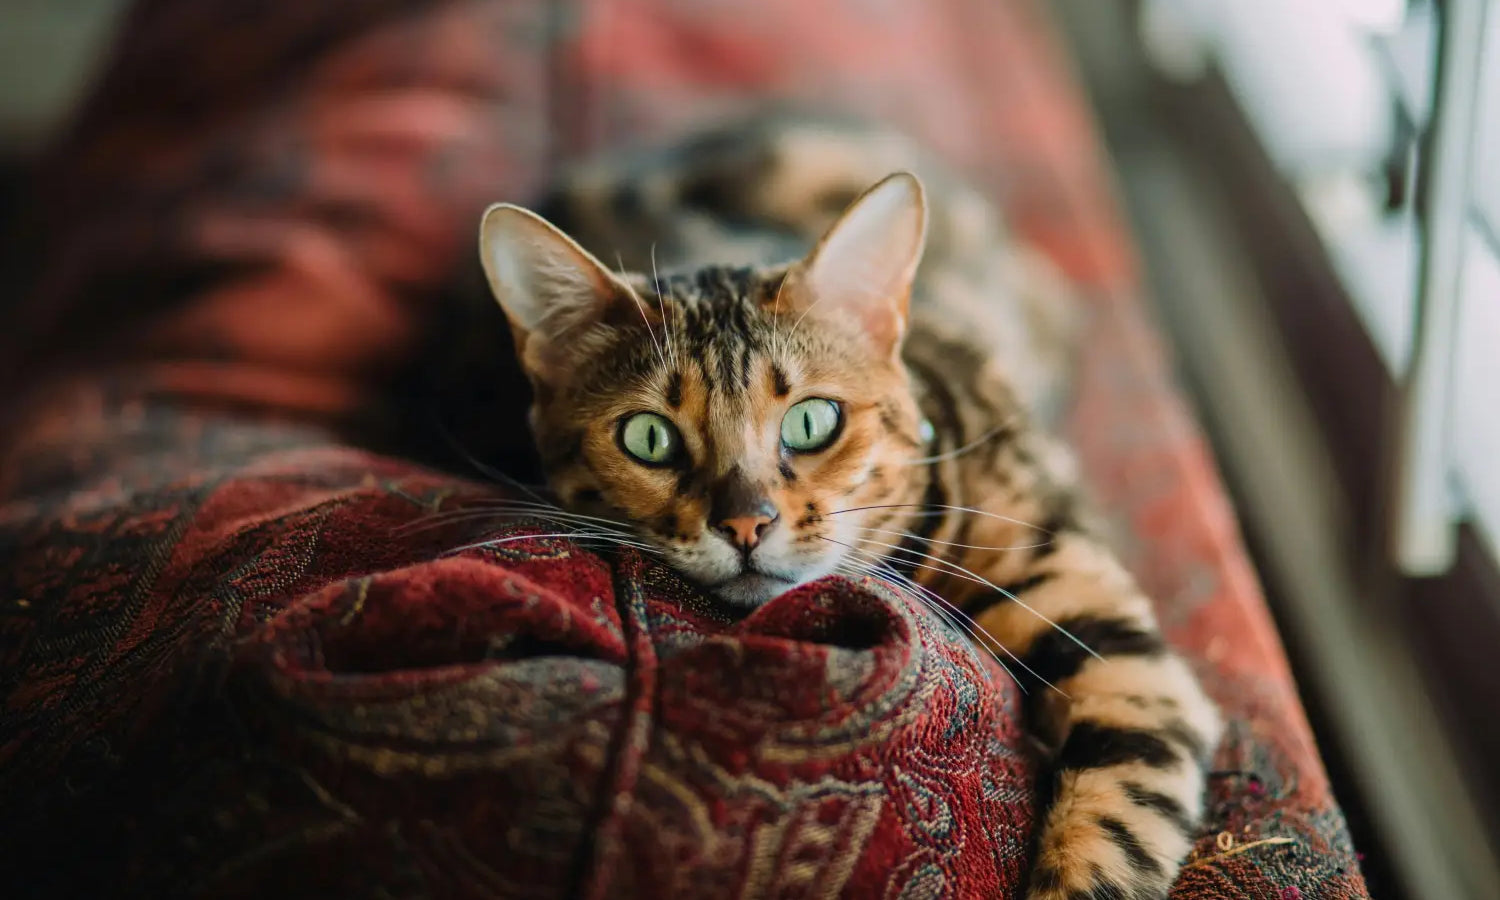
[781, 398, 842, 452]
[619, 412, 680, 465]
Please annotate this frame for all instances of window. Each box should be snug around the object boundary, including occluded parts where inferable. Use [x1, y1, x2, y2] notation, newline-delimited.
[1140, 0, 1500, 575]
[1455, 7, 1500, 573]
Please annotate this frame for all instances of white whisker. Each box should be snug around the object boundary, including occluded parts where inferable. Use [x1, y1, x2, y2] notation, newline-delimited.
[833, 556, 1007, 673]
[649, 242, 680, 370]
[834, 554, 1063, 694]
[785, 289, 826, 344]
[841, 533, 1100, 663]
[826, 538, 1066, 694]
[397, 508, 638, 538]
[619, 251, 669, 373]
[769, 267, 790, 357]
[445, 531, 661, 558]
[844, 524, 1052, 554]
[432, 420, 552, 505]
[435, 500, 637, 534]
[901, 424, 1009, 465]
[827, 502, 1050, 534]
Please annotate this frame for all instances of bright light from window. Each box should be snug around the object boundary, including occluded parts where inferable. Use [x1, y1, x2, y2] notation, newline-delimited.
[1143, 0, 1500, 573]
[1331, 0, 1409, 33]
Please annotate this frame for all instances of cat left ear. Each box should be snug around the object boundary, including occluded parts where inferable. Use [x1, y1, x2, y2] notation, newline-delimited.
[479, 203, 636, 376]
[795, 171, 928, 354]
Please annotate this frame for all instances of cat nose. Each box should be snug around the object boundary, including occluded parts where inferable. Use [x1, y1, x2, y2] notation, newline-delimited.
[709, 468, 780, 552]
[715, 510, 779, 551]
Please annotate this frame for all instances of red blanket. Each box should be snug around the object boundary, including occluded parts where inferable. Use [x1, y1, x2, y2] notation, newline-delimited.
[0, 0, 1369, 897]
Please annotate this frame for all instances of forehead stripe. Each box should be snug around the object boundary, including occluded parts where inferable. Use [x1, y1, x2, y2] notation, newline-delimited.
[771, 363, 791, 397]
[666, 371, 683, 408]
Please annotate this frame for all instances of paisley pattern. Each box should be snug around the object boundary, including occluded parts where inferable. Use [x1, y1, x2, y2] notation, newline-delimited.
[0, 0, 1368, 897]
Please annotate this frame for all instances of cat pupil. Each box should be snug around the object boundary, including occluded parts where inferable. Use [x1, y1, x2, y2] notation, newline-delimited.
[621, 413, 676, 464]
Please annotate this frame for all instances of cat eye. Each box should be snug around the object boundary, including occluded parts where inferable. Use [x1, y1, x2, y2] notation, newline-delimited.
[619, 412, 681, 466]
[781, 398, 842, 453]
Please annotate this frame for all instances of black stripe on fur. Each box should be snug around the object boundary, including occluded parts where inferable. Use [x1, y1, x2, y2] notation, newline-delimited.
[1019, 616, 1164, 687]
[1121, 781, 1194, 838]
[1097, 815, 1162, 876]
[960, 571, 1054, 618]
[1055, 723, 1179, 772]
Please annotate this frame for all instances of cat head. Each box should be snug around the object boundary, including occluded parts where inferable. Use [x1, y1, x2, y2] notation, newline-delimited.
[479, 173, 930, 607]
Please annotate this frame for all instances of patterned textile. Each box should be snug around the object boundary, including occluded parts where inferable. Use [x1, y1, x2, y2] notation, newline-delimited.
[0, 0, 1369, 897]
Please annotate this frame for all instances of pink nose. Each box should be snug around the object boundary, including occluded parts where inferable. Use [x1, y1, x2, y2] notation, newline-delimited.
[716, 513, 776, 551]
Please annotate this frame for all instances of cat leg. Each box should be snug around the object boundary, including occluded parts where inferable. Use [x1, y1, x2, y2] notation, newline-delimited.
[966, 533, 1222, 900]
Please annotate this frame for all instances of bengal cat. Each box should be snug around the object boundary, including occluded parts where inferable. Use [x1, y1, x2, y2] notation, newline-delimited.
[474, 114, 1222, 900]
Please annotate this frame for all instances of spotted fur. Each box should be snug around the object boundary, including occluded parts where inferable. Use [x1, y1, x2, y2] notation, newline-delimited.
[478, 113, 1222, 899]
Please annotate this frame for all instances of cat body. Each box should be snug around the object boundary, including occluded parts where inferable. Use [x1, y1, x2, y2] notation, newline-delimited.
[478, 114, 1221, 900]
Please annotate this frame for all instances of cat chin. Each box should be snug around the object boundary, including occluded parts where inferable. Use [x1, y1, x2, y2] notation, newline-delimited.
[710, 573, 799, 608]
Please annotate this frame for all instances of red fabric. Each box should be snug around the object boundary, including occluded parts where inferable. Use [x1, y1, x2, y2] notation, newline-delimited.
[0, 0, 1368, 897]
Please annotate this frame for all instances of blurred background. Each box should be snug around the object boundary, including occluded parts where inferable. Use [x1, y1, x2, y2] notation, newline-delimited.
[1049, 1, 1500, 897]
[2, 1, 1497, 897]
[0, 1, 128, 311]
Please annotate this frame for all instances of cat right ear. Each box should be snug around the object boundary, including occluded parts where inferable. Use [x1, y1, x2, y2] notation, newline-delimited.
[479, 203, 633, 375]
[794, 171, 927, 357]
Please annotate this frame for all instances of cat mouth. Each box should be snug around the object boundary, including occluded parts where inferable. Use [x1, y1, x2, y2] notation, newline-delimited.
[709, 571, 798, 607]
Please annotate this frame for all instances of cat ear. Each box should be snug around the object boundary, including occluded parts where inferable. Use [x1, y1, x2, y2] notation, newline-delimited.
[479, 203, 634, 374]
[796, 171, 927, 354]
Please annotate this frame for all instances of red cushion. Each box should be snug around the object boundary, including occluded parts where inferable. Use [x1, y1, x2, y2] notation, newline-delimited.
[0, 0, 1370, 897]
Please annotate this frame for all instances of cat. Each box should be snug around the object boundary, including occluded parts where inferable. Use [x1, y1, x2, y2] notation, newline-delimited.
[475, 114, 1222, 900]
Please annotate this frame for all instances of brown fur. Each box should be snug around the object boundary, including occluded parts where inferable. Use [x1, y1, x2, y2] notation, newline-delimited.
[479, 113, 1221, 899]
